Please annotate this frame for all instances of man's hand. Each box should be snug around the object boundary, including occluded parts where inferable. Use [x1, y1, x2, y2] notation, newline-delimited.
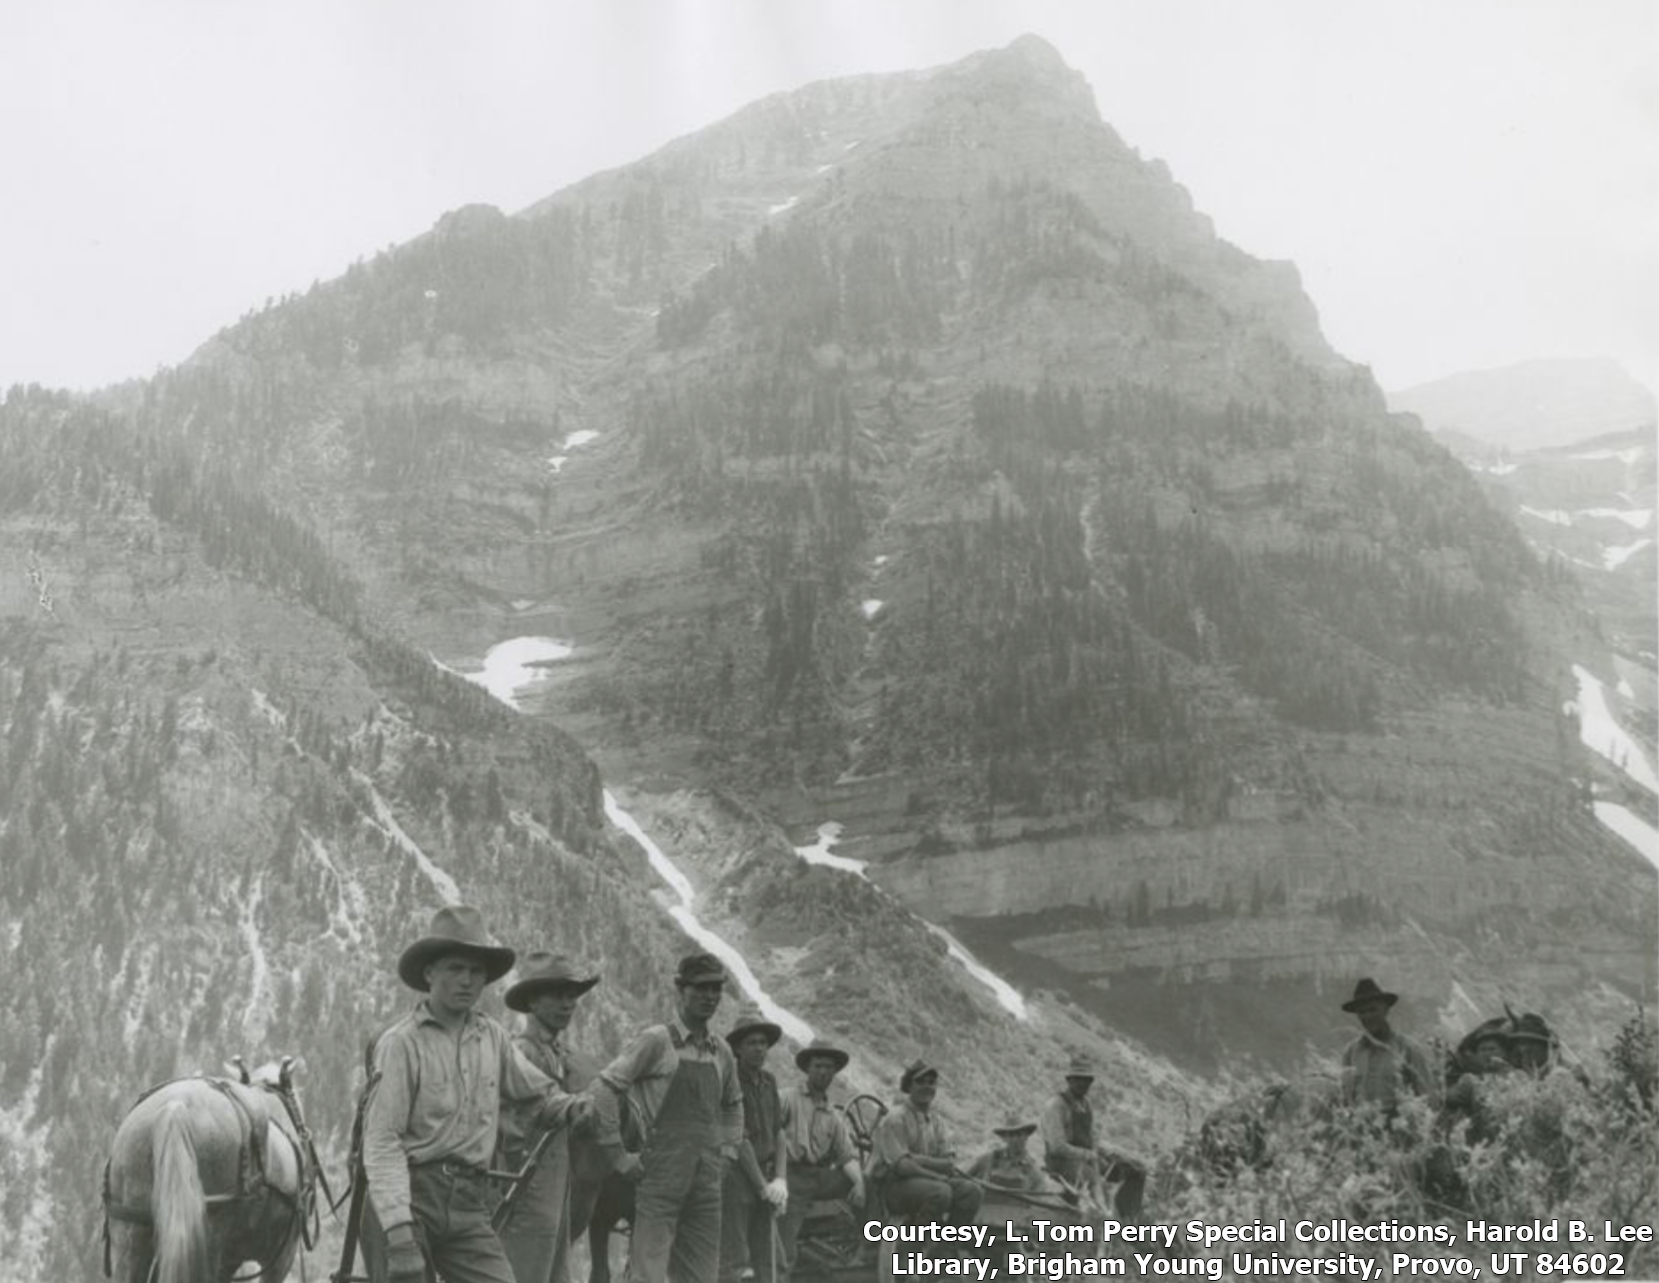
[385, 1223, 426, 1283]
[848, 1178, 866, 1207]
[763, 1177, 788, 1212]
[613, 1151, 645, 1182]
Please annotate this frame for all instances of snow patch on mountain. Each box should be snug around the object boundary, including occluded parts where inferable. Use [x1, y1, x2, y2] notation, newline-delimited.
[239, 878, 269, 1043]
[1593, 801, 1659, 871]
[1571, 665, 1659, 793]
[794, 821, 868, 875]
[789, 822, 1030, 1021]
[307, 831, 367, 945]
[355, 770, 461, 904]
[605, 790, 814, 1045]
[1604, 539, 1653, 571]
[0, 1052, 55, 1279]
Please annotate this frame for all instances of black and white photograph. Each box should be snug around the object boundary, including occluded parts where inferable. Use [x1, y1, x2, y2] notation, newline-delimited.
[2, 3, 1655, 1281]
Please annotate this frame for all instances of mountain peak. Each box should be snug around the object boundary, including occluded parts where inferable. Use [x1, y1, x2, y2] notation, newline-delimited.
[934, 31, 1098, 122]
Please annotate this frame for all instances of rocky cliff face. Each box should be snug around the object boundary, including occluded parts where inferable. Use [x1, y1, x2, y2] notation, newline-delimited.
[168, 37, 1652, 1064]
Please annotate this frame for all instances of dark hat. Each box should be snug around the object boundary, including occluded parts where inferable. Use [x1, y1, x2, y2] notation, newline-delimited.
[1509, 1013, 1556, 1045]
[1455, 1017, 1511, 1058]
[505, 951, 600, 1013]
[726, 1003, 783, 1049]
[1341, 978, 1399, 1013]
[992, 1110, 1038, 1138]
[398, 905, 516, 991]
[899, 1058, 941, 1093]
[1063, 1053, 1095, 1080]
[795, 1037, 851, 1073]
[675, 952, 728, 986]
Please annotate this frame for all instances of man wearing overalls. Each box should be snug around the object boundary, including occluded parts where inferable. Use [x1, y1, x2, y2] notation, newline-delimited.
[594, 952, 743, 1283]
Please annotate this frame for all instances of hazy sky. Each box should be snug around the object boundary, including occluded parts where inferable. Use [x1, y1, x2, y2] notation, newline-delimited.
[4, 0, 1655, 396]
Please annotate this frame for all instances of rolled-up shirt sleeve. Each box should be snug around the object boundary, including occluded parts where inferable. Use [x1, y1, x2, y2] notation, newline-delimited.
[362, 1034, 417, 1231]
[500, 1036, 576, 1130]
[595, 1028, 665, 1152]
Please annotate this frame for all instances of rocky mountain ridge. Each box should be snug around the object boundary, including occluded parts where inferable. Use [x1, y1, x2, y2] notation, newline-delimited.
[162, 36, 1654, 1067]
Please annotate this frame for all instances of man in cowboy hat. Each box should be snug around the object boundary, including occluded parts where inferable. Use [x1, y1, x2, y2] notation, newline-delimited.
[1338, 978, 1441, 1111]
[968, 1113, 1052, 1193]
[497, 952, 601, 1283]
[362, 906, 591, 1283]
[869, 1059, 982, 1228]
[720, 1005, 789, 1283]
[592, 951, 744, 1283]
[1039, 1054, 1146, 1220]
[778, 1037, 865, 1273]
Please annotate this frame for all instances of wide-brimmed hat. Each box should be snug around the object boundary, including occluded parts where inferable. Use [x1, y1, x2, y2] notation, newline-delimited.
[899, 1058, 940, 1093]
[992, 1111, 1037, 1138]
[1456, 1018, 1512, 1059]
[1063, 1053, 1094, 1080]
[795, 1037, 851, 1073]
[675, 952, 729, 986]
[1341, 978, 1399, 1013]
[398, 905, 516, 991]
[505, 951, 600, 1012]
[1509, 1013, 1556, 1045]
[726, 1004, 783, 1049]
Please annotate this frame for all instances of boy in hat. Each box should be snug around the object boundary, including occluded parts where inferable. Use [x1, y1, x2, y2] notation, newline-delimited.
[1040, 1054, 1146, 1220]
[593, 952, 743, 1283]
[968, 1113, 1051, 1193]
[497, 952, 601, 1283]
[779, 1037, 864, 1273]
[720, 1004, 789, 1283]
[1338, 978, 1441, 1110]
[869, 1059, 982, 1228]
[362, 906, 591, 1283]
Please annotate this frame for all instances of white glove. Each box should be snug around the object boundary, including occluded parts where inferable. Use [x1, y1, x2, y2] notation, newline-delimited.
[763, 1177, 789, 1212]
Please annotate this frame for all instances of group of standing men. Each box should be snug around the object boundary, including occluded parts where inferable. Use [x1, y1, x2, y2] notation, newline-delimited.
[360, 906, 1143, 1283]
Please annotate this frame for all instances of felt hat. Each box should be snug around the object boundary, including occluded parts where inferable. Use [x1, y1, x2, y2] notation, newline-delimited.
[992, 1111, 1038, 1138]
[726, 1004, 783, 1049]
[899, 1058, 941, 1093]
[505, 951, 599, 1012]
[675, 952, 729, 986]
[1341, 978, 1399, 1013]
[795, 1037, 851, 1073]
[1508, 1013, 1556, 1045]
[1064, 1053, 1095, 1080]
[397, 905, 515, 992]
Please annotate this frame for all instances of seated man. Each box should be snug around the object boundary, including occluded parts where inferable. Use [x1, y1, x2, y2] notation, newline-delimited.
[779, 1038, 865, 1271]
[1040, 1054, 1146, 1221]
[967, 1113, 1052, 1193]
[869, 1059, 982, 1228]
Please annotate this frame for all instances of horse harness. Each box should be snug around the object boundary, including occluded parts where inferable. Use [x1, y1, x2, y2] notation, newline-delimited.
[102, 1073, 329, 1278]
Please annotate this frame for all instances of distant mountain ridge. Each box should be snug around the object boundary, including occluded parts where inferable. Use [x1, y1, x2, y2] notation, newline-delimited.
[1391, 357, 1657, 451]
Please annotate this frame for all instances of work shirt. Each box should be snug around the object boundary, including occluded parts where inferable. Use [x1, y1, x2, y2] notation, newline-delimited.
[782, 1083, 855, 1169]
[499, 1018, 578, 1158]
[1340, 1030, 1441, 1109]
[738, 1064, 782, 1170]
[967, 1146, 1050, 1192]
[1040, 1091, 1096, 1168]
[869, 1098, 951, 1182]
[363, 1002, 577, 1230]
[595, 1019, 742, 1154]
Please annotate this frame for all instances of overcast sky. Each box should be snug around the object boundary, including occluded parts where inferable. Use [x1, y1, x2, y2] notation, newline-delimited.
[4, 0, 1654, 397]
